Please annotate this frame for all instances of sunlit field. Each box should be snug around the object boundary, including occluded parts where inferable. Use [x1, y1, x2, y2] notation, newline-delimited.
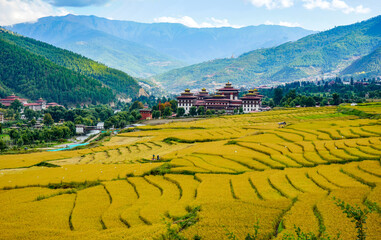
[1, 105, 380, 239]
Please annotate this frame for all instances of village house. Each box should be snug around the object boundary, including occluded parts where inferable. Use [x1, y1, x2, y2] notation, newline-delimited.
[139, 108, 152, 120]
[177, 82, 263, 114]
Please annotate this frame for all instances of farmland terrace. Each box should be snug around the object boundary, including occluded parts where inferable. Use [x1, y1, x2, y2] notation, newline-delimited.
[0, 104, 380, 239]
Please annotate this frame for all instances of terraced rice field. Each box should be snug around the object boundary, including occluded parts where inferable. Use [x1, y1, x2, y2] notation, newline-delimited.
[0, 105, 380, 239]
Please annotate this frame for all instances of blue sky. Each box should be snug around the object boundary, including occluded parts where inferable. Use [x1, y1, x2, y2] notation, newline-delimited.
[0, 0, 380, 30]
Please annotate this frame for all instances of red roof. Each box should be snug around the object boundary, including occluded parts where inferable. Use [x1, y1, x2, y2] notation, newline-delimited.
[0, 95, 28, 101]
[195, 100, 206, 105]
[177, 95, 197, 99]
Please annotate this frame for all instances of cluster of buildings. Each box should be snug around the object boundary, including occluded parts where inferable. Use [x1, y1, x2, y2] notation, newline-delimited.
[0, 94, 62, 111]
[177, 82, 264, 114]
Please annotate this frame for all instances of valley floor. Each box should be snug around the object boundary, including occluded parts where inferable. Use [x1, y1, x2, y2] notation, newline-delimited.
[0, 105, 381, 239]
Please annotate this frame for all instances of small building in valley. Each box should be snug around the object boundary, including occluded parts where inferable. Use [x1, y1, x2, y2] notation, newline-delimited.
[75, 124, 85, 135]
[139, 108, 152, 120]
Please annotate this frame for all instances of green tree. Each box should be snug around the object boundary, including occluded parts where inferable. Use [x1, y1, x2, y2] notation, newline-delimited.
[169, 100, 178, 112]
[206, 109, 212, 115]
[16, 138, 24, 147]
[10, 99, 23, 112]
[9, 129, 20, 140]
[273, 88, 283, 105]
[177, 107, 185, 117]
[197, 106, 205, 115]
[269, 100, 275, 108]
[332, 93, 341, 105]
[0, 140, 7, 152]
[189, 106, 197, 116]
[43, 113, 54, 126]
[305, 97, 316, 107]
[129, 101, 144, 111]
[239, 107, 243, 114]
[320, 98, 328, 106]
[24, 108, 35, 121]
[152, 110, 161, 119]
[163, 106, 172, 117]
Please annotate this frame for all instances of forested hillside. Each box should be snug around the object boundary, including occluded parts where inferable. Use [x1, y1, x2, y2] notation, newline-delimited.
[341, 45, 381, 76]
[0, 39, 114, 104]
[154, 15, 381, 92]
[0, 28, 140, 97]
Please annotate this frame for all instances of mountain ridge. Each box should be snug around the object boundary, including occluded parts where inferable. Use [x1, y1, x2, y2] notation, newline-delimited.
[7, 14, 315, 77]
[153, 15, 381, 92]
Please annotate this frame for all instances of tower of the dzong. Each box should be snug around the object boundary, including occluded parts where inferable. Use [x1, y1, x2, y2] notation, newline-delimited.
[218, 81, 239, 100]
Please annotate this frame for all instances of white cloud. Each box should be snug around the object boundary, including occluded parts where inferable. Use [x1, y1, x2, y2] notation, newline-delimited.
[302, 0, 370, 14]
[154, 16, 243, 28]
[302, 0, 330, 9]
[265, 20, 302, 27]
[0, 0, 68, 26]
[248, 0, 294, 9]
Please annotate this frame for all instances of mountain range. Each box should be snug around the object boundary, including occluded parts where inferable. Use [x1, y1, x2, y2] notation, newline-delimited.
[7, 14, 315, 78]
[0, 28, 140, 105]
[153, 15, 381, 92]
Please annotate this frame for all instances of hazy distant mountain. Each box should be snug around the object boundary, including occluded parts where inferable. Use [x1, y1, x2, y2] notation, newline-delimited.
[7, 14, 315, 77]
[341, 45, 381, 76]
[7, 16, 184, 78]
[0, 28, 141, 105]
[153, 15, 381, 92]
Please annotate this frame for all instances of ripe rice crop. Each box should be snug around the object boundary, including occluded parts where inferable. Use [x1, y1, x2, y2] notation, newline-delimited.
[247, 172, 289, 201]
[71, 185, 110, 230]
[341, 162, 381, 187]
[0, 193, 75, 231]
[195, 174, 234, 203]
[358, 160, 381, 177]
[102, 180, 138, 229]
[268, 172, 301, 199]
[120, 177, 162, 227]
[1, 105, 380, 239]
[303, 151, 328, 164]
[281, 193, 323, 236]
[164, 174, 199, 214]
[139, 176, 181, 223]
[317, 165, 367, 188]
[284, 169, 326, 194]
[193, 154, 251, 172]
[0, 163, 162, 189]
[283, 128, 318, 141]
[306, 169, 340, 192]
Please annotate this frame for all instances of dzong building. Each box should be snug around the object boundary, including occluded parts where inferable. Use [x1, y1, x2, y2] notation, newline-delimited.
[177, 82, 263, 114]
